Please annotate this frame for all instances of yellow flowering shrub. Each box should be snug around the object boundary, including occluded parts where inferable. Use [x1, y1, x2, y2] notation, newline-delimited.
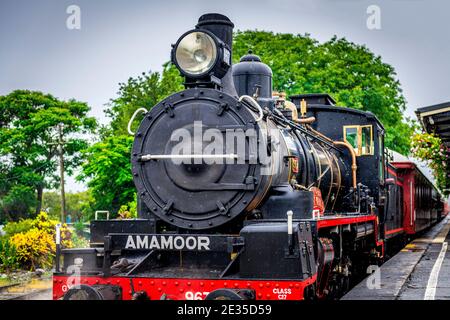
[32, 211, 58, 234]
[8, 212, 73, 270]
[30, 212, 73, 248]
[10, 228, 55, 269]
[0, 237, 20, 271]
[59, 223, 73, 249]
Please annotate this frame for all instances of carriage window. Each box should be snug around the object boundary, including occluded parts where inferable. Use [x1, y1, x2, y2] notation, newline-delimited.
[343, 125, 374, 156]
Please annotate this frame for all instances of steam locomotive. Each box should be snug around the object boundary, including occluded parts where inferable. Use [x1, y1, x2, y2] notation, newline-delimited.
[53, 13, 445, 300]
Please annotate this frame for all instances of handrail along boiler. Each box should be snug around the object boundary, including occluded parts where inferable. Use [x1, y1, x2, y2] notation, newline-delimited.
[53, 13, 445, 300]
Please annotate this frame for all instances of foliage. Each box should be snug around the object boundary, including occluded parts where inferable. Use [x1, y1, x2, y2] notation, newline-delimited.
[128, 198, 137, 217]
[9, 228, 56, 269]
[73, 220, 86, 236]
[7, 212, 72, 270]
[3, 218, 33, 237]
[0, 90, 97, 221]
[31, 211, 56, 234]
[233, 31, 414, 154]
[78, 63, 183, 215]
[42, 190, 94, 221]
[59, 223, 73, 249]
[71, 233, 90, 248]
[411, 133, 450, 195]
[0, 237, 20, 271]
[117, 200, 137, 220]
[105, 62, 184, 136]
[0, 185, 37, 223]
[78, 135, 135, 217]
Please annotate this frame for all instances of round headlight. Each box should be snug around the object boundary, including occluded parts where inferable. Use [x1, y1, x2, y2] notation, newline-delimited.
[175, 31, 218, 76]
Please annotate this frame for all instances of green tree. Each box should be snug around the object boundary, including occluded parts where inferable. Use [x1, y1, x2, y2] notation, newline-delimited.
[105, 62, 184, 136]
[42, 190, 94, 221]
[233, 31, 413, 154]
[0, 90, 97, 221]
[77, 135, 135, 216]
[0, 185, 36, 223]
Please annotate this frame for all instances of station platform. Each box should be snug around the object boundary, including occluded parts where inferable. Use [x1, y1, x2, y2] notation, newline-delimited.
[343, 216, 450, 300]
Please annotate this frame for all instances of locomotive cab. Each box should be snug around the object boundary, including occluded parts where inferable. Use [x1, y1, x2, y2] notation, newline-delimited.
[293, 95, 387, 208]
[292, 95, 389, 236]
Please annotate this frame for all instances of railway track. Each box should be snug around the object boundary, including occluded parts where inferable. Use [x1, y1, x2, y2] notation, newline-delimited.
[0, 279, 52, 300]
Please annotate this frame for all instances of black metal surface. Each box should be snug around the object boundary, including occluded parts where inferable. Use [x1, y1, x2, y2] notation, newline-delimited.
[61, 248, 103, 273]
[290, 93, 336, 106]
[239, 222, 315, 279]
[383, 165, 403, 238]
[196, 13, 234, 51]
[90, 219, 155, 243]
[232, 52, 273, 99]
[131, 87, 274, 230]
[260, 186, 314, 219]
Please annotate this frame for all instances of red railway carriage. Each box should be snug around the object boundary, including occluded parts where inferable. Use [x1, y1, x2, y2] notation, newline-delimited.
[444, 202, 450, 216]
[391, 160, 442, 234]
[382, 163, 405, 240]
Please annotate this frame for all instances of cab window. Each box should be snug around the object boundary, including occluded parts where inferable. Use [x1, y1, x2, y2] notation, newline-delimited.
[344, 125, 374, 156]
[345, 127, 358, 151]
[361, 126, 372, 155]
[379, 133, 385, 182]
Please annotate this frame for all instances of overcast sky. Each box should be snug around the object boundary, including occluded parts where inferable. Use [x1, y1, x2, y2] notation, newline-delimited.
[1, 0, 449, 191]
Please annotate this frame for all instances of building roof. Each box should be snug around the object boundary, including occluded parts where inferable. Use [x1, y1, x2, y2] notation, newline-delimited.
[416, 101, 450, 147]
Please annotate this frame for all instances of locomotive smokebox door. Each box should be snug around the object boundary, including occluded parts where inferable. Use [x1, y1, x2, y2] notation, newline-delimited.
[131, 87, 280, 231]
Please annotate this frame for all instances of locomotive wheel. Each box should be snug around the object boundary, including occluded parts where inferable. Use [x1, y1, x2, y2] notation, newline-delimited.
[63, 285, 101, 300]
[205, 289, 255, 300]
[63, 285, 122, 300]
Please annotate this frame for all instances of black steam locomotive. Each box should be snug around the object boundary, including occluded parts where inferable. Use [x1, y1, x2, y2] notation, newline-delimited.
[53, 13, 444, 300]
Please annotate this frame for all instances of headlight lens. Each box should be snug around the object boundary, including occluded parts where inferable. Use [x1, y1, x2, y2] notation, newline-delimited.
[175, 31, 217, 76]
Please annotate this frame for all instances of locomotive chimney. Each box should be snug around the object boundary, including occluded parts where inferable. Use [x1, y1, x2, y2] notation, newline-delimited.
[196, 13, 238, 97]
[196, 13, 233, 49]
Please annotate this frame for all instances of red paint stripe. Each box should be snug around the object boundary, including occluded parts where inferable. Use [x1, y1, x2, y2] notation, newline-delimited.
[387, 168, 397, 177]
[53, 274, 317, 300]
[385, 227, 404, 236]
[317, 215, 376, 229]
